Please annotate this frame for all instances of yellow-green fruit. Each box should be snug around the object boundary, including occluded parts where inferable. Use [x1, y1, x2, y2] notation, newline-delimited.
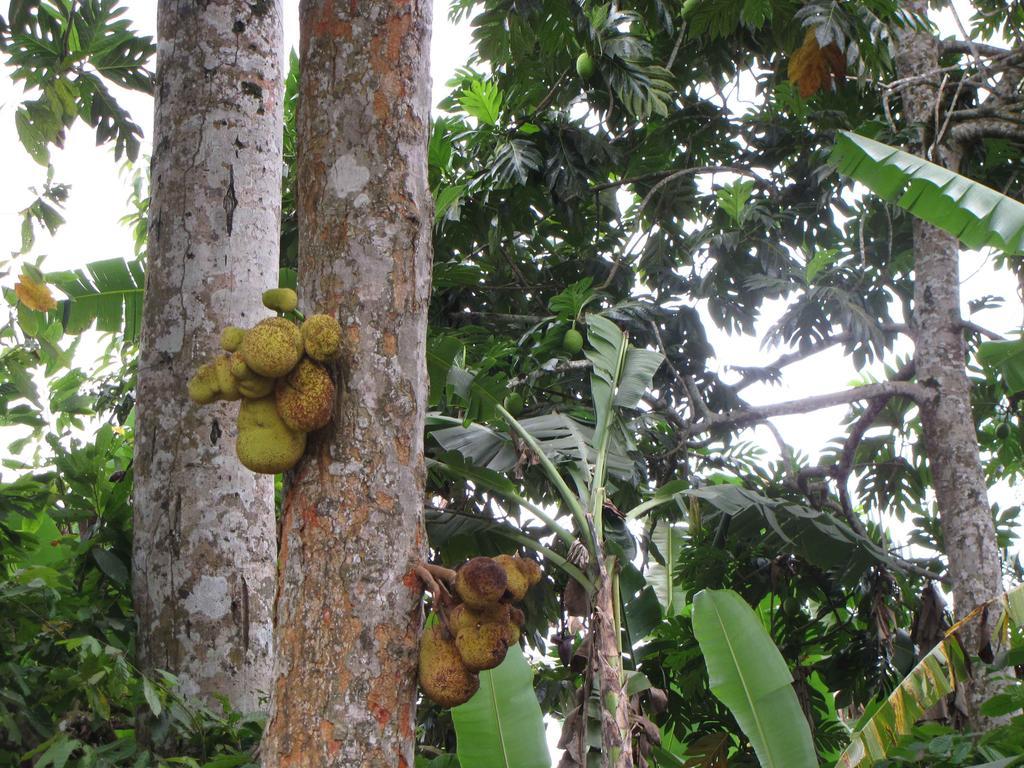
[493, 554, 530, 601]
[455, 619, 512, 672]
[236, 396, 306, 474]
[562, 328, 584, 355]
[451, 602, 510, 629]
[228, 352, 275, 398]
[241, 317, 304, 378]
[187, 363, 220, 405]
[576, 52, 596, 81]
[301, 314, 342, 362]
[455, 557, 509, 610]
[262, 287, 298, 313]
[188, 356, 241, 404]
[517, 557, 542, 587]
[419, 623, 480, 708]
[212, 354, 241, 401]
[229, 352, 251, 379]
[275, 359, 335, 432]
[220, 326, 246, 352]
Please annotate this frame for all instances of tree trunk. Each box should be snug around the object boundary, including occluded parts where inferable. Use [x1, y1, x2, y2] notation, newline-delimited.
[896, 0, 1006, 724]
[594, 556, 633, 767]
[133, 0, 283, 725]
[259, 0, 433, 765]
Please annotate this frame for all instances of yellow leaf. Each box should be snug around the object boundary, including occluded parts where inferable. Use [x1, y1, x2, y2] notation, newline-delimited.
[788, 28, 846, 98]
[14, 273, 57, 312]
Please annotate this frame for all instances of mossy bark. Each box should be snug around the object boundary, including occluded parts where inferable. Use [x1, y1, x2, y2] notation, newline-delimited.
[896, 0, 1008, 726]
[258, 0, 432, 765]
[133, 0, 282, 730]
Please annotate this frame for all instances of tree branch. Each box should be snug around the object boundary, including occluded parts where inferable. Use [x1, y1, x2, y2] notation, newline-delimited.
[731, 324, 909, 392]
[939, 39, 1020, 59]
[590, 164, 762, 193]
[684, 381, 928, 437]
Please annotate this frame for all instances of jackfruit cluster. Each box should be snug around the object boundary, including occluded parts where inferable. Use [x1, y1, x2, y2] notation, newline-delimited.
[187, 288, 343, 474]
[418, 554, 541, 708]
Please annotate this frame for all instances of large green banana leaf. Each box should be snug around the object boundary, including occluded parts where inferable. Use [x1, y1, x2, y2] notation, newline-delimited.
[685, 484, 907, 585]
[584, 313, 664, 452]
[836, 582, 1024, 768]
[830, 131, 1024, 253]
[46, 258, 145, 341]
[692, 589, 817, 768]
[647, 519, 686, 616]
[451, 645, 550, 768]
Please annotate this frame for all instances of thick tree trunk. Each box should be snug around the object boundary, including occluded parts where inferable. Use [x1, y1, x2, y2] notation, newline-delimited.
[259, 0, 432, 765]
[133, 0, 283, 723]
[897, 0, 1006, 724]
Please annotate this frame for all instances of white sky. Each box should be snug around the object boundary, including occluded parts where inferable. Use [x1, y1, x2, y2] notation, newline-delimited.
[1, 2, 1020, 545]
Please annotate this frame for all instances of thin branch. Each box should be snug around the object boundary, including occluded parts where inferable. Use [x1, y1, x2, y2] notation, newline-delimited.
[590, 164, 761, 193]
[456, 311, 549, 325]
[527, 65, 573, 120]
[683, 381, 928, 437]
[731, 324, 909, 391]
[507, 358, 592, 388]
[939, 39, 1017, 59]
[663, 30, 684, 73]
[961, 320, 1005, 341]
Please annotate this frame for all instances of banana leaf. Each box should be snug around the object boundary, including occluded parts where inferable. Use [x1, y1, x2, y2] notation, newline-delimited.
[685, 484, 905, 585]
[834, 637, 965, 767]
[429, 410, 636, 481]
[830, 131, 1024, 254]
[836, 582, 1024, 768]
[692, 589, 817, 768]
[451, 644, 550, 768]
[584, 313, 663, 452]
[647, 519, 686, 616]
[47, 258, 145, 341]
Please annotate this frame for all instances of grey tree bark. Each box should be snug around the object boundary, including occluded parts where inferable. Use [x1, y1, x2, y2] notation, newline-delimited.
[259, 0, 432, 765]
[896, 0, 1007, 725]
[133, 0, 283, 725]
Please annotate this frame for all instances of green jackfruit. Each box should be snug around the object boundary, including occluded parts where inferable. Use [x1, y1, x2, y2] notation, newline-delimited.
[187, 362, 220, 404]
[455, 557, 508, 610]
[228, 353, 275, 398]
[301, 314, 342, 362]
[455, 618, 512, 672]
[188, 355, 241, 403]
[236, 396, 306, 474]
[220, 326, 246, 352]
[491, 557, 532, 606]
[576, 52, 596, 81]
[263, 288, 298, 313]
[419, 622, 479, 708]
[240, 317, 303, 378]
[275, 359, 335, 432]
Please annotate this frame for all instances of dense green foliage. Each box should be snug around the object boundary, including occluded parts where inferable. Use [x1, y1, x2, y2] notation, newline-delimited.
[3, 0, 1024, 766]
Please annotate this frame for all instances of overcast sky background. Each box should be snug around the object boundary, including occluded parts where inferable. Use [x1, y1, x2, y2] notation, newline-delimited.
[1, 2, 1021, 568]
[1, 1, 1021, 534]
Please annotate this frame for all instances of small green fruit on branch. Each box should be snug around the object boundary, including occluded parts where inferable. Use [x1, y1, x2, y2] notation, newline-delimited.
[263, 287, 298, 313]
